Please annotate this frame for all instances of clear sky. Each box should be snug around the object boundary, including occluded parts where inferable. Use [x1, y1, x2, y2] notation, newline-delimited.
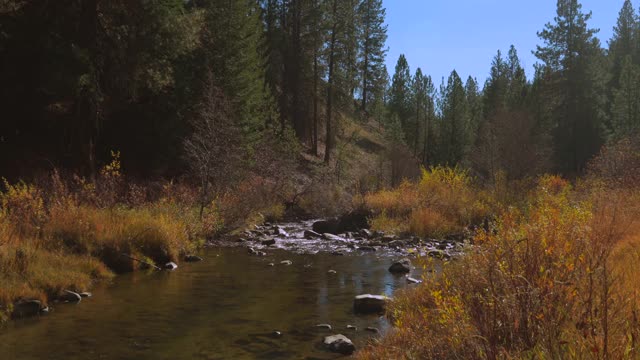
[384, 0, 624, 85]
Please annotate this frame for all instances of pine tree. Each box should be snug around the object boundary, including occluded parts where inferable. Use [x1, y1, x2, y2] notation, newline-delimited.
[535, 0, 606, 173]
[611, 55, 640, 138]
[439, 70, 469, 166]
[610, 0, 637, 68]
[465, 76, 483, 142]
[200, 0, 274, 138]
[357, 0, 388, 113]
[506, 45, 528, 107]
[411, 68, 426, 156]
[388, 54, 412, 141]
[421, 74, 437, 166]
[483, 50, 508, 118]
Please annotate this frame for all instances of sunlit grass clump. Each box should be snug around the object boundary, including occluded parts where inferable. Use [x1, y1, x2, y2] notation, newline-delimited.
[365, 166, 488, 237]
[0, 159, 209, 320]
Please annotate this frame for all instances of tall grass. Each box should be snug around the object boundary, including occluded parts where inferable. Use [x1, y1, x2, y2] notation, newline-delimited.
[0, 157, 205, 320]
[0, 154, 294, 321]
[365, 166, 489, 237]
[358, 175, 640, 359]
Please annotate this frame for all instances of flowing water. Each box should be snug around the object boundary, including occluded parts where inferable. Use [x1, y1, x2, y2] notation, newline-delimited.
[0, 243, 423, 359]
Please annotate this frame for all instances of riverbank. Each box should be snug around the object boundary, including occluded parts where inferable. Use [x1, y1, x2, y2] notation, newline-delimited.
[0, 165, 479, 323]
[358, 172, 640, 359]
[0, 175, 200, 321]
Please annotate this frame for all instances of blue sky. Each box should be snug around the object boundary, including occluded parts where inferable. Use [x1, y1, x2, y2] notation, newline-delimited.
[384, 0, 624, 85]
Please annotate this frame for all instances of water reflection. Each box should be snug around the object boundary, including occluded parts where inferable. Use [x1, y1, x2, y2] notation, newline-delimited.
[0, 247, 421, 359]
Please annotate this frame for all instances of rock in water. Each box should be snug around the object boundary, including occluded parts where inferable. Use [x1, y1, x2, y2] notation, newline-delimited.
[353, 294, 390, 314]
[79, 292, 92, 298]
[322, 233, 348, 242]
[323, 334, 356, 355]
[336, 209, 371, 232]
[312, 220, 339, 235]
[12, 300, 45, 318]
[303, 230, 322, 239]
[59, 290, 82, 303]
[273, 226, 289, 237]
[261, 239, 276, 246]
[358, 246, 377, 252]
[184, 254, 203, 262]
[427, 249, 451, 260]
[280, 260, 293, 266]
[164, 262, 178, 271]
[388, 240, 405, 248]
[315, 324, 332, 330]
[388, 258, 412, 273]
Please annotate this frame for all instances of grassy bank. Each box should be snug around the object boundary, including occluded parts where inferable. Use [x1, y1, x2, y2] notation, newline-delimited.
[363, 166, 492, 238]
[0, 160, 289, 322]
[0, 175, 199, 321]
[358, 163, 640, 358]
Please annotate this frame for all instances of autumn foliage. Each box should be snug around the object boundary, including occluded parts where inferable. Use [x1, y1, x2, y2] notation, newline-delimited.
[359, 161, 640, 359]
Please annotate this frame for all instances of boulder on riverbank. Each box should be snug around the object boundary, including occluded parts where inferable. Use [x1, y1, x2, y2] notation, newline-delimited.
[59, 290, 82, 303]
[323, 334, 356, 355]
[353, 294, 389, 314]
[312, 209, 372, 235]
[164, 262, 178, 271]
[12, 300, 46, 318]
[312, 220, 339, 235]
[388, 258, 412, 273]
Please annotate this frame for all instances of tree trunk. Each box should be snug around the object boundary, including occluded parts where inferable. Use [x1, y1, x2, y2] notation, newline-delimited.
[324, 0, 338, 163]
[313, 45, 319, 156]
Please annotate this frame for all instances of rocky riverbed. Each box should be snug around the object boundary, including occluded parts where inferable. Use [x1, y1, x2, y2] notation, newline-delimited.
[214, 217, 470, 261]
[1, 216, 471, 359]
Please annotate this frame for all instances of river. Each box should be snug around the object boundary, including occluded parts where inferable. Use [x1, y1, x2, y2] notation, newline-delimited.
[0, 242, 422, 359]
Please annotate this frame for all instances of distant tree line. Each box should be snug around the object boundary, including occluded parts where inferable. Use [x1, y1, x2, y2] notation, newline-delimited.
[386, 0, 640, 180]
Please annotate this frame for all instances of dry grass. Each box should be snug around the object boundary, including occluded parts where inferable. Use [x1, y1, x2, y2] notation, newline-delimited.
[359, 175, 640, 360]
[365, 166, 489, 237]
[0, 160, 207, 320]
[0, 157, 296, 320]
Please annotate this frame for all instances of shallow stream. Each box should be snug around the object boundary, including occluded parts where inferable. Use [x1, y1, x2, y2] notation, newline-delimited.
[0, 238, 423, 359]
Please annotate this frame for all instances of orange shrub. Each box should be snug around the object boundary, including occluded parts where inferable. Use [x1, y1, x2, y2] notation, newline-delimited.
[360, 175, 640, 359]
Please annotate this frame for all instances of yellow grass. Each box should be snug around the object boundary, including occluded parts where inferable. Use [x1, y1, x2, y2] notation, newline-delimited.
[0, 168, 206, 321]
[365, 166, 489, 237]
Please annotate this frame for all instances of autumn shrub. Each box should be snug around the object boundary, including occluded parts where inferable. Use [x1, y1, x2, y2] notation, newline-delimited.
[0, 179, 47, 239]
[359, 175, 640, 359]
[365, 166, 487, 237]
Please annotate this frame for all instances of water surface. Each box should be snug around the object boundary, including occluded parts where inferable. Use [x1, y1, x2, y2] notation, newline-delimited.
[0, 247, 420, 359]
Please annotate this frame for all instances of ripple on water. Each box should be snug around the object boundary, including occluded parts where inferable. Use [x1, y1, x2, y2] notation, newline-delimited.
[0, 229, 431, 359]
